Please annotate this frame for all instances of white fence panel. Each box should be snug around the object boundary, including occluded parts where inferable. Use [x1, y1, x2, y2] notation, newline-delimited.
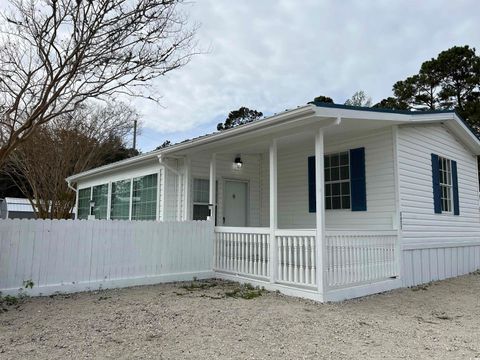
[0, 219, 214, 296]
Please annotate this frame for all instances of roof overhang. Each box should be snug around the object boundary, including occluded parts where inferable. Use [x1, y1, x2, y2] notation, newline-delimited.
[66, 104, 480, 183]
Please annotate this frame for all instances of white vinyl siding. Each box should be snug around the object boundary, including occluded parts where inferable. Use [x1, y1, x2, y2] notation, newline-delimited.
[276, 128, 396, 230]
[397, 123, 480, 246]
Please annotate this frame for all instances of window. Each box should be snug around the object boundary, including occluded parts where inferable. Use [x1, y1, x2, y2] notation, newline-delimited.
[110, 179, 131, 220]
[193, 179, 210, 220]
[132, 174, 157, 220]
[77, 188, 91, 219]
[92, 184, 108, 219]
[439, 156, 453, 213]
[324, 151, 350, 210]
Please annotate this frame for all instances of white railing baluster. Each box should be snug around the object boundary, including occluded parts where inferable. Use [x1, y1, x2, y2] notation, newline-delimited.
[310, 236, 317, 285]
[262, 234, 267, 276]
[298, 236, 306, 284]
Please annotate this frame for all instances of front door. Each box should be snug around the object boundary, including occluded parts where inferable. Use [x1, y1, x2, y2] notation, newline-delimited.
[223, 180, 247, 226]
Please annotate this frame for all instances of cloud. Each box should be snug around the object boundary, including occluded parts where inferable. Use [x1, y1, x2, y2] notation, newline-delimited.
[134, 0, 480, 150]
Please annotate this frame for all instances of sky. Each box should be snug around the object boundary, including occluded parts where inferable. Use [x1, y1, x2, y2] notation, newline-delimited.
[133, 0, 480, 152]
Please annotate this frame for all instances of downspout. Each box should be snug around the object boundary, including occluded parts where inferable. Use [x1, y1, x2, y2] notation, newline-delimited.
[158, 155, 181, 176]
[66, 179, 78, 219]
[158, 155, 183, 221]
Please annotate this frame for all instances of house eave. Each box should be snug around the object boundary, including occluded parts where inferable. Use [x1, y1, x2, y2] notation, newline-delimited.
[66, 105, 316, 183]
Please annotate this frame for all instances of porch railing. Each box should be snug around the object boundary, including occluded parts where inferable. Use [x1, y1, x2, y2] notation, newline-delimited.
[214, 227, 270, 279]
[275, 230, 316, 287]
[214, 227, 399, 291]
[325, 230, 398, 288]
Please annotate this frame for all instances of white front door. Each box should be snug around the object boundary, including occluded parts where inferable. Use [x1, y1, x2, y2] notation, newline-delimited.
[223, 180, 247, 226]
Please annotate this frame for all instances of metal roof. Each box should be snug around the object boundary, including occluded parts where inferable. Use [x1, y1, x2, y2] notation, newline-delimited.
[66, 102, 479, 183]
[2, 197, 35, 213]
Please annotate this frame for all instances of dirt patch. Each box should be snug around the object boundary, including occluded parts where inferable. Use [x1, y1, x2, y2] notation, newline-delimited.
[1, 274, 480, 359]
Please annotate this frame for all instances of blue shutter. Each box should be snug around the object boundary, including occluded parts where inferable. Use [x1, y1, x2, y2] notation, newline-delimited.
[308, 156, 316, 212]
[431, 153, 442, 214]
[350, 147, 366, 211]
[452, 160, 460, 215]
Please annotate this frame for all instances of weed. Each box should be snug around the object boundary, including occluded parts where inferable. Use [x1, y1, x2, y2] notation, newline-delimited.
[181, 281, 217, 291]
[224, 283, 265, 300]
[23, 279, 34, 289]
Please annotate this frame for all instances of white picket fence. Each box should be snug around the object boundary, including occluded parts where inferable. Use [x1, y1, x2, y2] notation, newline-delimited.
[0, 219, 214, 296]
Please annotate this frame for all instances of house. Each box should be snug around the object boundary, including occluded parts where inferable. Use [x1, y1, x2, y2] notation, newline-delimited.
[66, 102, 480, 301]
[0, 197, 37, 219]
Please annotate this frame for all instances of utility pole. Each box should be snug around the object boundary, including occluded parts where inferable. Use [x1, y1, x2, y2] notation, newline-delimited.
[132, 119, 137, 150]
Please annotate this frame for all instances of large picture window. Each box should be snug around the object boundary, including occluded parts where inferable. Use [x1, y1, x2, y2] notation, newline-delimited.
[324, 151, 350, 210]
[193, 178, 210, 220]
[132, 174, 158, 220]
[92, 184, 108, 219]
[439, 156, 453, 213]
[110, 179, 131, 220]
[77, 188, 91, 219]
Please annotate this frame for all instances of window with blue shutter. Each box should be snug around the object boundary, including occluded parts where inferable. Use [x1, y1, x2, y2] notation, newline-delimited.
[308, 147, 366, 212]
[432, 154, 459, 215]
[431, 154, 442, 214]
[350, 147, 367, 211]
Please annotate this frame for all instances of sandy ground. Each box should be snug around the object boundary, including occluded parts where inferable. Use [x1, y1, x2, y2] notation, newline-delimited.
[1, 273, 480, 360]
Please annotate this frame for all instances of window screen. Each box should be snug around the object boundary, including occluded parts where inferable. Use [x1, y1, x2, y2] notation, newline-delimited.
[77, 188, 91, 219]
[110, 179, 131, 220]
[132, 174, 157, 220]
[193, 179, 210, 220]
[92, 184, 108, 219]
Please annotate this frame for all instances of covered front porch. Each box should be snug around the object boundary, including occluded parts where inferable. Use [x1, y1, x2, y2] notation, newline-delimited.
[174, 107, 403, 301]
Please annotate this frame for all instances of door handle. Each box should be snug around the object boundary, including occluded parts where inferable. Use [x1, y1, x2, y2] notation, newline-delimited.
[223, 217, 225, 224]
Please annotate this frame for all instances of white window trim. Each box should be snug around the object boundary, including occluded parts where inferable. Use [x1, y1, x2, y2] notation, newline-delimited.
[439, 156, 453, 214]
[324, 150, 351, 211]
[192, 178, 210, 220]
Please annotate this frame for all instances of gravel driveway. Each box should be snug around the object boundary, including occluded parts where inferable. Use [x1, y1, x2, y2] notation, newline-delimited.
[1, 273, 479, 359]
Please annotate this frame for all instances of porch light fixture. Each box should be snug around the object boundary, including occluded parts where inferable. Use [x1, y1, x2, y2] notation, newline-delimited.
[234, 155, 243, 169]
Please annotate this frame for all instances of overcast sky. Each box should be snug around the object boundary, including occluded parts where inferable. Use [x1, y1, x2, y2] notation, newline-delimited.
[134, 0, 480, 151]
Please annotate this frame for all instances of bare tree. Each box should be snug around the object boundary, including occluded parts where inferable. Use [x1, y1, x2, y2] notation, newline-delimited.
[345, 90, 372, 107]
[3, 101, 139, 219]
[0, 0, 197, 166]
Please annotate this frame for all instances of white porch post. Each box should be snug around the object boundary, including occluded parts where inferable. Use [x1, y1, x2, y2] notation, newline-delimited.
[269, 139, 278, 283]
[209, 153, 217, 223]
[184, 156, 191, 221]
[315, 129, 326, 295]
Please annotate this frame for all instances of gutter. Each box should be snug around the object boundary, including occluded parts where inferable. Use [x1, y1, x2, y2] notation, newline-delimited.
[157, 155, 181, 175]
[65, 105, 315, 182]
[66, 179, 77, 192]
